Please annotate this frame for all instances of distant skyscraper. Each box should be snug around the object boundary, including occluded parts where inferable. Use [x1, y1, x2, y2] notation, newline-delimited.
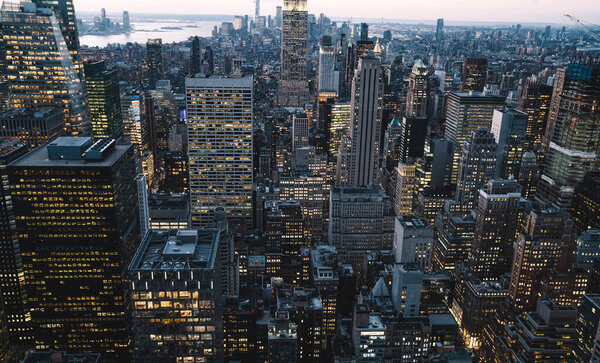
[517, 76, 552, 153]
[462, 57, 488, 92]
[538, 56, 600, 210]
[0, 139, 32, 344]
[337, 55, 383, 186]
[318, 35, 337, 97]
[190, 36, 201, 74]
[436, 19, 444, 42]
[276, 5, 282, 28]
[279, 0, 309, 107]
[444, 91, 505, 182]
[120, 91, 147, 155]
[122, 11, 130, 31]
[1, 1, 91, 136]
[455, 129, 498, 211]
[146, 38, 164, 88]
[8, 137, 139, 358]
[186, 75, 253, 228]
[406, 59, 429, 118]
[491, 108, 528, 179]
[255, 0, 260, 17]
[84, 60, 124, 139]
[360, 22, 368, 41]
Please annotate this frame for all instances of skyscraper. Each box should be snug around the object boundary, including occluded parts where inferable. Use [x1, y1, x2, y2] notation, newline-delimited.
[0, 139, 32, 344]
[318, 35, 337, 97]
[279, 0, 309, 107]
[571, 171, 600, 233]
[186, 75, 253, 228]
[462, 57, 488, 92]
[84, 60, 124, 139]
[436, 19, 444, 42]
[291, 113, 310, 151]
[455, 129, 498, 211]
[406, 59, 429, 118]
[399, 116, 428, 162]
[122, 11, 130, 31]
[190, 36, 201, 74]
[517, 76, 552, 152]
[1, 1, 91, 136]
[490, 108, 528, 179]
[538, 56, 600, 210]
[337, 54, 383, 186]
[8, 137, 139, 358]
[468, 179, 523, 280]
[120, 91, 147, 155]
[146, 38, 164, 88]
[0, 108, 64, 150]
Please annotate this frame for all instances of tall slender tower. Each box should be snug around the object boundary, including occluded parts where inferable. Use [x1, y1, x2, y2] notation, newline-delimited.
[436, 19, 444, 42]
[279, 0, 309, 107]
[255, 0, 260, 18]
[537, 55, 600, 210]
[517, 76, 553, 153]
[84, 60, 124, 139]
[337, 54, 383, 186]
[406, 59, 429, 118]
[1, 1, 91, 136]
[146, 38, 164, 88]
[318, 35, 337, 97]
[186, 75, 253, 228]
[8, 138, 139, 359]
[462, 57, 488, 92]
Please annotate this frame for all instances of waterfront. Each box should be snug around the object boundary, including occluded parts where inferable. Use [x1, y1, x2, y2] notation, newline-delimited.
[80, 20, 225, 47]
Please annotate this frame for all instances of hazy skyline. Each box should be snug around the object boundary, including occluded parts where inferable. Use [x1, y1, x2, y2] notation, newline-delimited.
[74, 0, 600, 24]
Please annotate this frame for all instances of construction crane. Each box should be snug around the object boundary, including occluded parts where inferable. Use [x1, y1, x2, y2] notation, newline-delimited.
[564, 14, 600, 43]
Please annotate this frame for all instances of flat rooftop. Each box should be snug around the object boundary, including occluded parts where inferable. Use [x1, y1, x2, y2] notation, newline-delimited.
[129, 229, 219, 271]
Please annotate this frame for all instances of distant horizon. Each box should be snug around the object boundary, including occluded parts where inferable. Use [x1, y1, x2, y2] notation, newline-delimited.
[72, 0, 600, 25]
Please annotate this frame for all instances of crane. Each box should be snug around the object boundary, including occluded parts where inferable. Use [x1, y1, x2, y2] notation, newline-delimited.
[564, 14, 600, 43]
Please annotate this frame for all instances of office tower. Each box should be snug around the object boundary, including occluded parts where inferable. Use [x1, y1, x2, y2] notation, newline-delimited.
[399, 116, 428, 162]
[143, 92, 158, 168]
[391, 264, 423, 317]
[31, 0, 83, 77]
[538, 57, 600, 210]
[310, 245, 339, 336]
[494, 300, 577, 362]
[0, 140, 32, 344]
[223, 297, 258, 361]
[360, 22, 368, 41]
[8, 137, 139, 358]
[122, 11, 130, 31]
[393, 217, 433, 272]
[280, 174, 324, 243]
[328, 185, 395, 266]
[148, 193, 191, 229]
[318, 35, 337, 97]
[395, 162, 416, 216]
[137, 174, 150, 239]
[444, 91, 505, 181]
[451, 267, 508, 349]
[432, 207, 476, 272]
[186, 75, 253, 228]
[275, 285, 323, 361]
[575, 229, 600, 271]
[84, 60, 124, 139]
[517, 151, 539, 200]
[337, 55, 383, 186]
[571, 172, 600, 233]
[406, 59, 429, 118]
[120, 91, 146, 155]
[352, 308, 386, 361]
[190, 36, 201, 74]
[415, 138, 454, 191]
[462, 57, 487, 92]
[203, 46, 214, 75]
[128, 229, 223, 361]
[264, 201, 305, 284]
[491, 108, 528, 179]
[276, 5, 282, 27]
[455, 129, 498, 211]
[291, 113, 309, 150]
[0, 108, 64, 150]
[279, 0, 309, 107]
[255, 0, 260, 17]
[436, 18, 444, 42]
[508, 207, 575, 313]
[383, 118, 403, 169]
[575, 294, 600, 361]
[1, 2, 91, 136]
[100, 8, 106, 29]
[468, 179, 522, 280]
[160, 152, 189, 193]
[146, 38, 164, 88]
[328, 101, 351, 161]
[517, 76, 552, 151]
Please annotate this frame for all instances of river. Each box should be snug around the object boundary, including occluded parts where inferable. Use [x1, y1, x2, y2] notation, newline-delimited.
[79, 20, 225, 47]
